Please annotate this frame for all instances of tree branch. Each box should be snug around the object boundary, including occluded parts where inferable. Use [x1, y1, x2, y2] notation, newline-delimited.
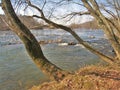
[82, 0, 120, 60]
[41, 0, 46, 10]
[32, 14, 116, 65]
[61, 11, 90, 19]
[26, 0, 45, 17]
[27, 0, 118, 65]
[2, 0, 69, 81]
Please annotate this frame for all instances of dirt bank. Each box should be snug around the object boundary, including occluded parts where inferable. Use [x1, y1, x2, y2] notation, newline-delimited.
[30, 65, 120, 90]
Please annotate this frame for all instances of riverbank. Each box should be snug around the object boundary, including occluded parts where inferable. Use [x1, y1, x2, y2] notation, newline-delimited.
[30, 65, 120, 90]
[29, 38, 119, 90]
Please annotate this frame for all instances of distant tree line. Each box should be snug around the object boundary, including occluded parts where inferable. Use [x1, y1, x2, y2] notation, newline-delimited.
[0, 15, 43, 30]
[69, 19, 99, 29]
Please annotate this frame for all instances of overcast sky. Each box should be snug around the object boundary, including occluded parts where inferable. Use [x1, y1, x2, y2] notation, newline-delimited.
[0, 0, 117, 25]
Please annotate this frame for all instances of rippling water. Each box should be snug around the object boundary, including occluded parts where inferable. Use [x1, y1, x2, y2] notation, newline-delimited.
[0, 29, 104, 90]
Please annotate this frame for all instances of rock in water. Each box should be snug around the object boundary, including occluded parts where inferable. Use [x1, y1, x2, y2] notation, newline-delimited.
[58, 43, 68, 46]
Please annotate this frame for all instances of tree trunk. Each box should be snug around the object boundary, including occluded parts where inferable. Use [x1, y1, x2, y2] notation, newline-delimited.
[27, 2, 116, 65]
[41, 18, 116, 65]
[1, 0, 69, 81]
[82, 0, 120, 61]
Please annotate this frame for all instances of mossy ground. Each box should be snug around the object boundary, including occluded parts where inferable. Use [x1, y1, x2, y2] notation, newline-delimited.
[30, 65, 120, 90]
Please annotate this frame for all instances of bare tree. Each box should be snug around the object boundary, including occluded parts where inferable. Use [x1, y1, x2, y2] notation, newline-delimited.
[1, 0, 120, 81]
[82, 0, 120, 61]
[1, 0, 69, 81]
[24, 0, 119, 65]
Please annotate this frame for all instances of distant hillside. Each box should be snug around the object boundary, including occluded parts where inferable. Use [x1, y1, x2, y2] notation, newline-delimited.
[0, 15, 100, 30]
[70, 20, 99, 29]
[0, 15, 43, 30]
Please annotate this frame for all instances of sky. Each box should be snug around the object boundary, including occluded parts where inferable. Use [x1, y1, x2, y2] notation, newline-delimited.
[0, 7, 4, 14]
[0, 0, 4, 14]
[0, 0, 117, 25]
[0, 0, 92, 25]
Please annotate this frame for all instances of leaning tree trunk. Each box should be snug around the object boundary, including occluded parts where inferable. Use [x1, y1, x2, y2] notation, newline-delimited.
[82, 0, 120, 61]
[1, 0, 69, 81]
[26, 1, 116, 65]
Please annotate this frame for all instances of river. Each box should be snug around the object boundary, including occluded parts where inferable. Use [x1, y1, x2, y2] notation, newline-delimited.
[0, 29, 105, 90]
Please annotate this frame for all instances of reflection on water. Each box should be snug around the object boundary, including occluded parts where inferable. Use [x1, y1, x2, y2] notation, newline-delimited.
[0, 29, 104, 90]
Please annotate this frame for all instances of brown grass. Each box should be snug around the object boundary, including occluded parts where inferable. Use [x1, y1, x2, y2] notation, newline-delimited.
[30, 65, 120, 90]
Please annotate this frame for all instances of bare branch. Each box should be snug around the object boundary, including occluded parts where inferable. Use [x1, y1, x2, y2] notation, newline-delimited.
[12, 0, 119, 64]
[23, 4, 29, 11]
[26, 0, 45, 17]
[62, 11, 90, 18]
[89, 0, 99, 10]
[101, 5, 118, 19]
[48, 11, 90, 23]
[113, 0, 120, 19]
[57, 11, 90, 23]
[71, 1, 85, 7]
[32, 15, 42, 18]
[41, 0, 46, 10]
[82, 0, 120, 60]
[31, 14, 115, 65]
[48, 7, 56, 19]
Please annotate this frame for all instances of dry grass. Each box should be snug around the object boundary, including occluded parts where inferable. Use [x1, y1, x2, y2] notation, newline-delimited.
[30, 65, 120, 90]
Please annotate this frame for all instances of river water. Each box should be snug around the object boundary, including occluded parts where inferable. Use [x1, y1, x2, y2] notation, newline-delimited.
[0, 29, 104, 90]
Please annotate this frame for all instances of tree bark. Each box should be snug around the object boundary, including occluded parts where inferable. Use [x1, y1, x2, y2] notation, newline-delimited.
[82, 0, 120, 61]
[42, 17, 115, 64]
[26, 1, 116, 65]
[1, 0, 69, 81]
[33, 16, 116, 65]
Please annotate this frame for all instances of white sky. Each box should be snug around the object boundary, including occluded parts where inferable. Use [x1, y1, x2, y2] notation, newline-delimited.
[0, 7, 4, 14]
[0, 0, 93, 25]
[0, 0, 114, 25]
[18, 0, 93, 25]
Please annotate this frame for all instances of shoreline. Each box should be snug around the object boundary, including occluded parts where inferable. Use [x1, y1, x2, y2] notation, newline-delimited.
[30, 65, 120, 90]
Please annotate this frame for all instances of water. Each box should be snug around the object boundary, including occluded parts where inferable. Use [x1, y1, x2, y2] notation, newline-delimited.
[0, 29, 104, 46]
[0, 29, 104, 90]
